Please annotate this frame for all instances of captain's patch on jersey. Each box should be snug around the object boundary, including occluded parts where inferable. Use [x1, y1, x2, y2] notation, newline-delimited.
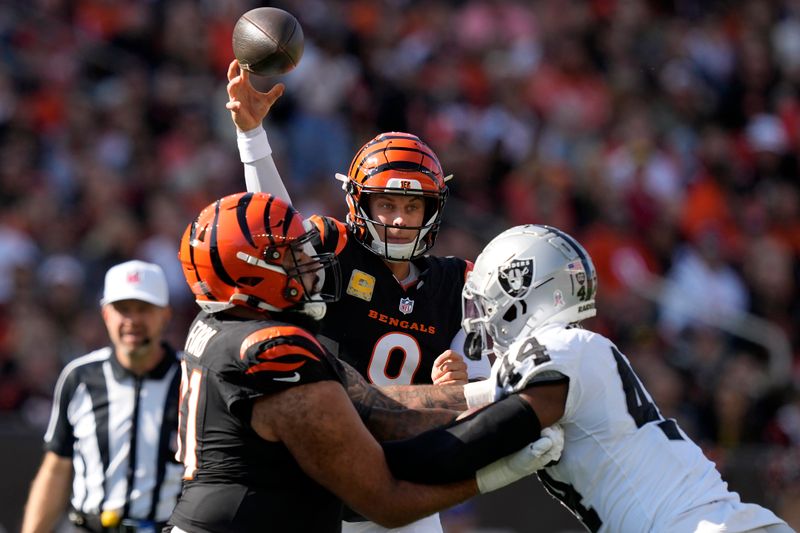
[498, 259, 534, 298]
[346, 269, 375, 301]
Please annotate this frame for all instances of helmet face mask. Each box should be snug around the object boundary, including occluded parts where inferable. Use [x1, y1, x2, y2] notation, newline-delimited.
[180, 192, 340, 318]
[462, 225, 597, 353]
[338, 132, 450, 262]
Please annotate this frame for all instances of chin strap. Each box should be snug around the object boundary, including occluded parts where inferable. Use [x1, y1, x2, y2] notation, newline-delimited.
[298, 302, 327, 321]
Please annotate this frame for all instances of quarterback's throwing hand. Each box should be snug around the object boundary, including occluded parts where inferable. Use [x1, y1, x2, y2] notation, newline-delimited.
[226, 59, 284, 132]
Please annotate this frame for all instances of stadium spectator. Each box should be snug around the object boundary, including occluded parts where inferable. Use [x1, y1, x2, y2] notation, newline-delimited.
[21, 260, 183, 533]
[658, 225, 749, 337]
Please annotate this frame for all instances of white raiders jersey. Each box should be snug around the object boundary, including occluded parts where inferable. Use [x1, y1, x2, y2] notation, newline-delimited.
[507, 322, 786, 533]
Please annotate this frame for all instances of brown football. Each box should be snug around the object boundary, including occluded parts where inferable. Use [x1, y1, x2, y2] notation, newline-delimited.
[232, 7, 304, 77]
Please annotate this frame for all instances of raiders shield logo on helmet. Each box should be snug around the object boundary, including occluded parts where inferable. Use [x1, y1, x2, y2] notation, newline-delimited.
[498, 259, 534, 298]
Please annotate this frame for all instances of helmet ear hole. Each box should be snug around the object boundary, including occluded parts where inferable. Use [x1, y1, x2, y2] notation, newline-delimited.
[503, 305, 518, 322]
[237, 276, 263, 287]
[502, 301, 527, 322]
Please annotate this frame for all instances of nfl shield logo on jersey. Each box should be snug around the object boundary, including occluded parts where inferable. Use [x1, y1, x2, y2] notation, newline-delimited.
[498, 259, 534, 298]
[399, 297, 415, 315]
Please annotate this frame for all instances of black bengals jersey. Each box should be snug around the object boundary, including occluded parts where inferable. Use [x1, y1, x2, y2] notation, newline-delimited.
[310, 215, 471, 386]
[169, 311, 347, 533]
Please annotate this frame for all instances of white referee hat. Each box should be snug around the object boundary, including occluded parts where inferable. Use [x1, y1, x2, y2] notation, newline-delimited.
[100, 260, 169, 307]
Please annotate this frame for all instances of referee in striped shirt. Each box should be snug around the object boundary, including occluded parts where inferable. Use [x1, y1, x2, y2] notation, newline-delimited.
[22, 260, 184, 533]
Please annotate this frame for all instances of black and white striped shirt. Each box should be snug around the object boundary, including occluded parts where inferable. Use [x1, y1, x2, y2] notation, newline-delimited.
[44, 344, 183, 522]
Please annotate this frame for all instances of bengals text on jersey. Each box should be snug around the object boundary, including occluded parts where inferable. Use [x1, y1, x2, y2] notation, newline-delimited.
[308, 215, 472, 387]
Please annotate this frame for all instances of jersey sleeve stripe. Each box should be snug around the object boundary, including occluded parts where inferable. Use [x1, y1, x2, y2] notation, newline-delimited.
[240, 326, 324, 360]
[254, 343, 321, 362]
[309, 214, 326, 240]
[309, 215, 347, 255]
[245, 359, 306, 374]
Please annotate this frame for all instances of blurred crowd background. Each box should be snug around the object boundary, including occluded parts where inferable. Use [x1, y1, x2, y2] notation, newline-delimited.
[1, 0, 800, 529]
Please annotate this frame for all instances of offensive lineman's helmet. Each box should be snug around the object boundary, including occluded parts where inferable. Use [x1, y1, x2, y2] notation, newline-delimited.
[179, 192, 340, 319]
[335, 132, 450, 261]
[462, 225, 597, 358]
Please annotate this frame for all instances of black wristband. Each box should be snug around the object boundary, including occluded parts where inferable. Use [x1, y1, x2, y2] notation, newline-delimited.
[382, 395, 541, 484]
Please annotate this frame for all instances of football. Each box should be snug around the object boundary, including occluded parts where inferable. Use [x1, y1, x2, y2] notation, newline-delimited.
[232, 7, 304, 77]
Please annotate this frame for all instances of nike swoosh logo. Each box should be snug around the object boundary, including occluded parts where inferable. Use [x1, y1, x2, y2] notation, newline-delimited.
[273, 372, 301, 383]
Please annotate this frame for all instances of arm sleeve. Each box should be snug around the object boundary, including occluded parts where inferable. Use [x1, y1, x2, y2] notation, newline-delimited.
[238, 125, 292, 203]
[381, 394, 541, 484]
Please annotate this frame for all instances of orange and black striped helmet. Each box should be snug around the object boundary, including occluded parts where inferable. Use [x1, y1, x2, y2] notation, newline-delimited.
[335, 132, 451, 261]
[179, 192, 339, 317]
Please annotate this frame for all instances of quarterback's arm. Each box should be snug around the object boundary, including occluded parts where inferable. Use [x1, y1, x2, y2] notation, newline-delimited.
[226, 59, 291, 202]
[21, 451, 73, 533]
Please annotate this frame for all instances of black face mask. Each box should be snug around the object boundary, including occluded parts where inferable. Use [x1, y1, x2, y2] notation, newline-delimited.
[464, 331, 484, 361]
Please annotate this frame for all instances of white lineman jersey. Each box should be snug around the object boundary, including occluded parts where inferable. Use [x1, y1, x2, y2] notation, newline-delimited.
[507, 323, 787, 533]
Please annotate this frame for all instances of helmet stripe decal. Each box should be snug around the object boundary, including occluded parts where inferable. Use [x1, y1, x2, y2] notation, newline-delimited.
[349, 134, 424, 173]
[546, 226, 594, 298]
[186, 218, 217, 300]
[236, 192, 256, 248]
[360, 145, 434, 160]
[263, 194, 276, 247]
[187, 219, 202, 284]
[282, 203, 296, 238]
[368, 160, 437, 176]
[353, 147, 438, 180]
[209, 199, 240, 288]
[350, 134, 436, 169]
